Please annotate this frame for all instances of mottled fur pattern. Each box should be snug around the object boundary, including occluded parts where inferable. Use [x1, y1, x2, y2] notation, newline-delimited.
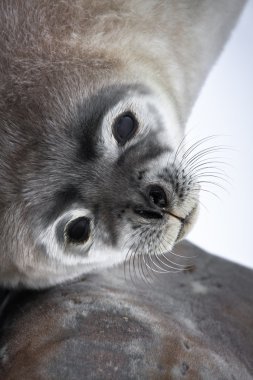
[0, 0, 246, 288]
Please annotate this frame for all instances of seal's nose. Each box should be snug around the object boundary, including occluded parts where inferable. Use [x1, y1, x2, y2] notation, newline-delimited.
[133, 185, 167, 220]
[148, 185, 167, 208]
[134, 206, 163, 219]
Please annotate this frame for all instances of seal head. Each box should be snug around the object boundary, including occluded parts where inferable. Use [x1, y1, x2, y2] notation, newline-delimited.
[0, 83, 199, 288]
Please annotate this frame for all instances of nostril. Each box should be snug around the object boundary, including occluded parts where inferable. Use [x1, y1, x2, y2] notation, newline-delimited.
[148, 185, 167, 208]
[134, 207, 163, 219]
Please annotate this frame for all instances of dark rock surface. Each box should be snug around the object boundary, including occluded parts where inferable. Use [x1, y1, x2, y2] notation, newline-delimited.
[0, 241, 253, 379]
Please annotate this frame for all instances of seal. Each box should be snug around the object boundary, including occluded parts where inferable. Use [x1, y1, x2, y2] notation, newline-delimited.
[0, 0, 246, 288]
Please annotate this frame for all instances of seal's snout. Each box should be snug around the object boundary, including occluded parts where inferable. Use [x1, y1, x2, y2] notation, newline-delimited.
[133, 184, 167, 220]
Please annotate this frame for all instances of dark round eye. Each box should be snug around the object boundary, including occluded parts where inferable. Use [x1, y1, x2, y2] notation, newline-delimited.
[66, 217, 90, 244]
[113, 112, 138, 145]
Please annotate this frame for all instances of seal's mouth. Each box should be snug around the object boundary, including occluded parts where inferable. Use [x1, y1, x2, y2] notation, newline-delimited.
[163, 209, 186, 223]
[163, 206, 197, 224]
[174, 205, 199, 242]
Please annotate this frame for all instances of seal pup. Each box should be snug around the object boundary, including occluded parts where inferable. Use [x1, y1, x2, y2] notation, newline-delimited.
[0, 0, 246, 288]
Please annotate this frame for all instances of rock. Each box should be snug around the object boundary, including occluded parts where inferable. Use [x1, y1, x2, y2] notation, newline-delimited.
[0, 241, 253, 379]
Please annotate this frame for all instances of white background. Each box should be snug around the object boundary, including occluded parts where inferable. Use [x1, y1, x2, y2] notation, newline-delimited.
[187, 0, 253, 269]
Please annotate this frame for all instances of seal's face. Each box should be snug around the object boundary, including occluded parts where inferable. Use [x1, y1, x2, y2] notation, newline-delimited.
[0, 84, 199, 288]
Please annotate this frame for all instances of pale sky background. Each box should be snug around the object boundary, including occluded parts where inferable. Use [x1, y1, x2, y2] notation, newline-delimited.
[187, 0, 253, 269]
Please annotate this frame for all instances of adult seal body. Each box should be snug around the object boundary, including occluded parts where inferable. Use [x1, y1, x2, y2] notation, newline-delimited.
[0, 0, 246, 288]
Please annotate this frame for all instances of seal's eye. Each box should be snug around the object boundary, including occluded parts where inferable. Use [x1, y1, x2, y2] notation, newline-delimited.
[113, 112, 138, 145]
[66, 217, 90, 244]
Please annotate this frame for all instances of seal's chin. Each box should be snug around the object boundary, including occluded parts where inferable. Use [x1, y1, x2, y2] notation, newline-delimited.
[175, 205, 199, 242]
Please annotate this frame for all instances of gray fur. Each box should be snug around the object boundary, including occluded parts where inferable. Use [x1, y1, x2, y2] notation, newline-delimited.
[0, 0, 246, 288]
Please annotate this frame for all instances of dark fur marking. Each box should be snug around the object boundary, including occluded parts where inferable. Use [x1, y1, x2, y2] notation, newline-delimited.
[72, 84, 151, 163]
[42, 185, 83, 225]
[117, 134, 170, 167]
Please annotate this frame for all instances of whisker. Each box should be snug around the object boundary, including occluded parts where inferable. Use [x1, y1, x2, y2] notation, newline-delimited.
[184, 159, 232, 176]
[197, 188, 222, 200]
[176, 136, 227, 168]
[191, 170, 230, 180]
[144, 234, 188, 274]
[161, 236, 197, 259]
[187, 162, 230, 174]
[182, 149, 231, 171]
[140, 251, 153, 287]
[142, 251, 156, 283]
[146, 239, 169, 274]
[194, 174, 231, 186]
[136, 244, 151, 286]
[196, 180, 229, 194]
[154, 246, 184, 272]
[159, 240, 188, 267]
